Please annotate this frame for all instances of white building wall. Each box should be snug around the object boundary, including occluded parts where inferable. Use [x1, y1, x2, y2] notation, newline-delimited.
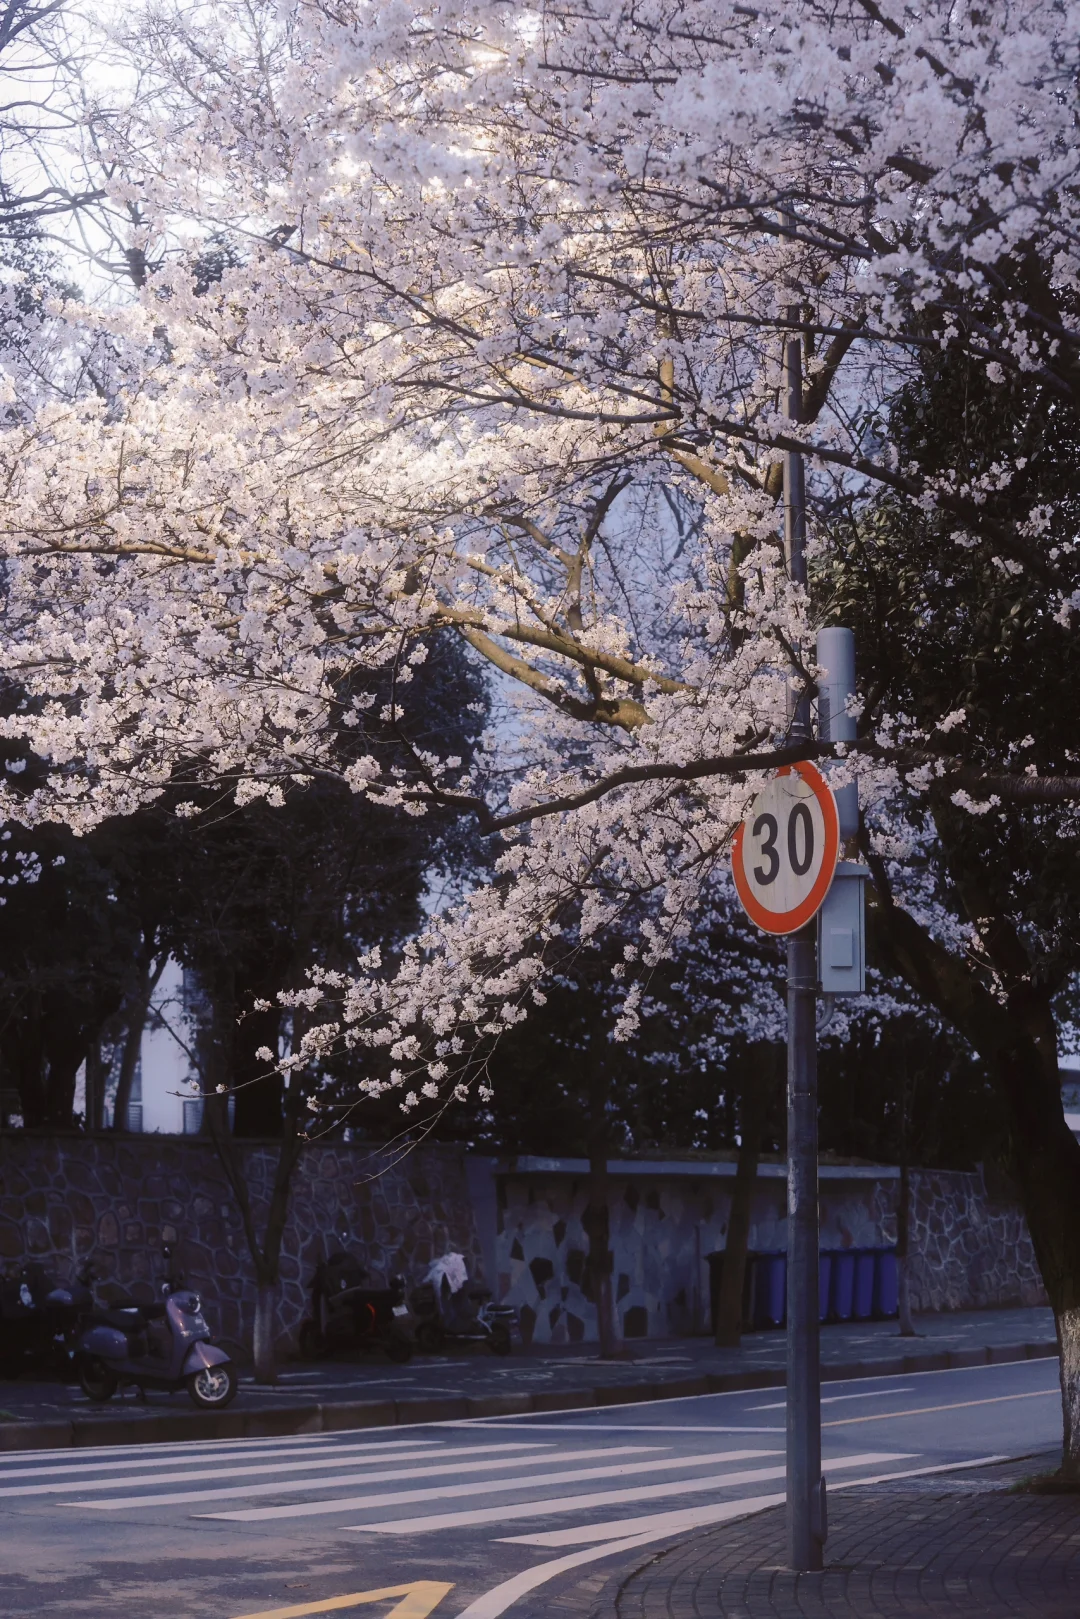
[138, 958, 200, 1133]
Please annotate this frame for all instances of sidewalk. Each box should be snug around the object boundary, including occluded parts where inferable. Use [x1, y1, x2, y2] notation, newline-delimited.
[0, 1304, 1057, 1452]
[540, 1450, 1080, 1618]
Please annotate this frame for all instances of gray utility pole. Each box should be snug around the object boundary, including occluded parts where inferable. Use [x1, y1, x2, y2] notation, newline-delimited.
[815, 627, 857, 846]
[782, 306, 826, 1573]
[816, 628, 867, 997]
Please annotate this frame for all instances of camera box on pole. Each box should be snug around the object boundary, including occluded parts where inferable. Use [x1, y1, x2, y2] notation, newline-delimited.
[817, 862, 868, 993]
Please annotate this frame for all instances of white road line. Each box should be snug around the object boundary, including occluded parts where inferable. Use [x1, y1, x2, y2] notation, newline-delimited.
[454, 1499, 788, 1619]
[500, 1452, 1014, 1549]
[4, 1441, 553, 1499]
[352, 1451, 909, 1536]
[199, 1447, 776, 1525]
[832, 1453, 1010, 1488]
[64, 1443, 629, 1513]
[450, 1447, 1029, 1619]
[749, 1388, 914, 1411]
[0, 1437, 443, 1485]
[0, 1431, 404, 1470]
[446, 1422, 785, 1435]
[446, 1356, 1058, 1434]
[0, 1429, 399, 1467]
[72, 1444, 665, 1514]
[499, 1494, 790, 1547]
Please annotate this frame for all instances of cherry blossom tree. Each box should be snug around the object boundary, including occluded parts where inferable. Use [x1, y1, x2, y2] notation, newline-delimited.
[4, 0, 1080, 1462]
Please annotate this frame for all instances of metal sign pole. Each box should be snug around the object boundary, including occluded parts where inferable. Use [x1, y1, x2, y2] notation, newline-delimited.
[782, 304, 826, 1573]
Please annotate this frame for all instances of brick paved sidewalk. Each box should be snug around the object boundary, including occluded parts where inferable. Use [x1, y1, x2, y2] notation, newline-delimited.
[534, 1452, 1080, 1618]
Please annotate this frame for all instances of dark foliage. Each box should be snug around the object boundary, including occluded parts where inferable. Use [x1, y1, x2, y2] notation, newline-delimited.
[0, 632, 489, 1131]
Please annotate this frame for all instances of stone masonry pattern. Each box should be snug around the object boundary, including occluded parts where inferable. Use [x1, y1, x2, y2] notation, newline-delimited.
[904, 1171, 1045, 1314]
[495, 1166, 1046, 1346]
[0, 1134, 483, 1353]
[0, 1134, 1046, 1353]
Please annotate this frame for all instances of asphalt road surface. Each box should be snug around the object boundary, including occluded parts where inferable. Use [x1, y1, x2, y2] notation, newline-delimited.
[0, 1356, 1063, 1619]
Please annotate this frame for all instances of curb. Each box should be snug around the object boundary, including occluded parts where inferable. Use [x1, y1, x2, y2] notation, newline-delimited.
[0, 1338, 1058, 1454]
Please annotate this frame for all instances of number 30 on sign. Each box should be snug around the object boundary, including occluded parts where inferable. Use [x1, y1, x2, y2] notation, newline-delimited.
[731, 761, 840, 935]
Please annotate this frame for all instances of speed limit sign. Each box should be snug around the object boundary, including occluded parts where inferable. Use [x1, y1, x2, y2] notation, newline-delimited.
[731, 761, 840, 935]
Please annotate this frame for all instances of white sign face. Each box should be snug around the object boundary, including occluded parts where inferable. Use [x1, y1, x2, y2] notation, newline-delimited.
[731, 762, 840, 935]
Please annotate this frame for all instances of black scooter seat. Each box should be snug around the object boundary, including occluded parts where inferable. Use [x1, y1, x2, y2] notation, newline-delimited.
[93, 1307, 141, 1330]
[91, 1303, 165, 1331]
[332, 1285, 387, 1305]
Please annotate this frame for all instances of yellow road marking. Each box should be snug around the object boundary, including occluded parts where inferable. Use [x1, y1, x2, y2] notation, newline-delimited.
[232, 1581, 454, 1619]
[823, 1388, 1056, 1426]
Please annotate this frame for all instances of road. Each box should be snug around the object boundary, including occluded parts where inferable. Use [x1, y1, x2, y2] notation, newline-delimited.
[0, 1305, 1056, 1429]
[0, 1356, 1062, 1619]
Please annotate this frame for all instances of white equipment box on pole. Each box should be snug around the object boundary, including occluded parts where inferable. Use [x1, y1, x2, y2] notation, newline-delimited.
[817, 862, 868, 994]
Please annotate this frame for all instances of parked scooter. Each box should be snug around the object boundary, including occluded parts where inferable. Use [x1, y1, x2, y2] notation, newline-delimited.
[297, 1236, 413, 1363]
[75, 1246, 237, 1408]
[410, 1254, 515, 1355]
[0, 1261, 94, 1379]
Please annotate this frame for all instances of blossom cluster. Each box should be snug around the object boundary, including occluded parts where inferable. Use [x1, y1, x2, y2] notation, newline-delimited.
[0, 0, 1075, 1101]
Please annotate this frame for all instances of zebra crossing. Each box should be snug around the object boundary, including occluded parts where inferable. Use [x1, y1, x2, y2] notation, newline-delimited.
[0, 1423, 917, 1547]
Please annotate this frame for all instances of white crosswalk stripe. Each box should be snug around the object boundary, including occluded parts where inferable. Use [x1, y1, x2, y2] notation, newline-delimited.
[1, 1439, 553, 1498]
[198, 1447, 778, 1523]
[0, 1428, 363, 1465]
[71, 1443, 660, 1511]
[346, 1450, 912, 1536]
[0, 1428, 919, 1551]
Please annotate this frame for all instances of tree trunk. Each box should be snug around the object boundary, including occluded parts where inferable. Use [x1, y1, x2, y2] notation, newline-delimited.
[1058, 1305, 1080, 1468]
[112, 947, 165, 1132]
[232, 974, 286, 1138]
[896, 1050, 917, 1337]
[990, 1032, 1080, 1476]
[195, 957, 309, 1386]
[111, 1017, 142, 1133]
[896, 1159, 917, 1337]
[252, 1278, 278, 1383]
[84, 1041, 106, 1133]
[869, 877, 1080, 1474]
[584, 1145, 623, 1358]
[715, 1045, 776, 1347]
[9, 993, 116, 1129]
[203, 1063, 304, 1380]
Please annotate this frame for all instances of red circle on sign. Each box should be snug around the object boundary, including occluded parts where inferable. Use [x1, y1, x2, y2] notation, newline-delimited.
[731, 760, 840, 935]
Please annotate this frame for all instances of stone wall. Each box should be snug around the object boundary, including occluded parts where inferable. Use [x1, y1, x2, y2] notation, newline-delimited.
[905, 1169, 1046, 1314]
[0, 1134, 482, 1353]
[485, 1161, 1046, 1345]
[0, 1136, 1046, 1354]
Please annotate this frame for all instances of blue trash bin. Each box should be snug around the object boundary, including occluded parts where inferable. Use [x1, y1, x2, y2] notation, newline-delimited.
[751, 1252, 787, 1329]
[819, 1251, 833, 1323]
[853, 1249, 876, 1319]
[830, 1249, 855, 1321]
[873, 1247, 899, 1318]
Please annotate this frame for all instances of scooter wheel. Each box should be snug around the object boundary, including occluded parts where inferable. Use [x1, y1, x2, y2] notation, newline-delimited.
[187, 1362, 238, 1408]
[385, 1330, 413, 1364]
[79, 1356, 118, 1402]
[415, 1320, 444, 1355]
[488, 1324, 512, 1356]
